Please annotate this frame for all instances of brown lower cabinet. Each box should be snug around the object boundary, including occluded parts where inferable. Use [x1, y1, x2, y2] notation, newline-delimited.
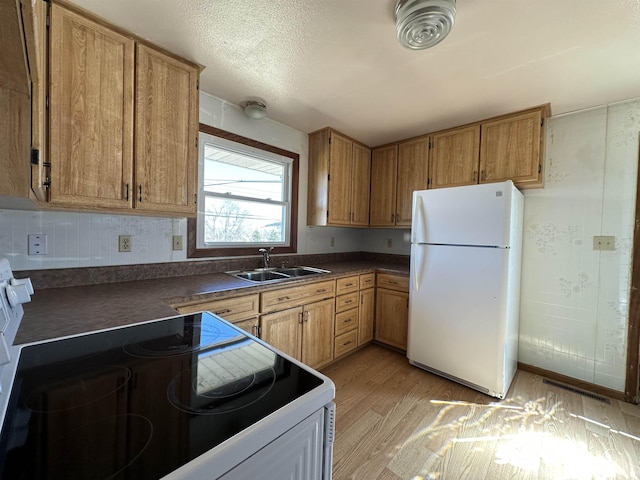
[261, 299, 335, 370]
[374, 273, 409, 350]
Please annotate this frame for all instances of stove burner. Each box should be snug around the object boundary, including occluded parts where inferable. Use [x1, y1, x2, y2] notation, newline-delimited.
[17, 415, 153, 479]
[168, 339, 277, 414]
[123, 319, 244, 358]
[24, 366, 131, 413]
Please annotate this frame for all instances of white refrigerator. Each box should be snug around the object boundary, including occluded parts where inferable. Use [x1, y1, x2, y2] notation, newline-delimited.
[407, 180, 524, 398]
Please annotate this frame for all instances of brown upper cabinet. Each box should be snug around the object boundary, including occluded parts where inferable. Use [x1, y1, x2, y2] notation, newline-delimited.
[26, 1, 200, 216]
[49, 4, 135, 210]
[429, 125, 481, 189]
[479, 107, 548, 188]
[307, 128, 371, 226]
[369, 136, 429, 227]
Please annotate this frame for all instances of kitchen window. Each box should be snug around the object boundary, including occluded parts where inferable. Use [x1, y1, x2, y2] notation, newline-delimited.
[187, 124, 298, 257]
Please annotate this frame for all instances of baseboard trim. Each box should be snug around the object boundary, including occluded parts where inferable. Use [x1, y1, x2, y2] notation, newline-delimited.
[517, 362, 627, 403]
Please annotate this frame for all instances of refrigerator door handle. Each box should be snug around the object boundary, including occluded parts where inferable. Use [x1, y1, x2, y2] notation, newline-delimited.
[412, 195, 425, 244]
[411, 245, 424, 292]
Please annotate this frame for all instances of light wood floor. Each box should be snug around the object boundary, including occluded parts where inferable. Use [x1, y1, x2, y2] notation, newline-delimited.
[321, 345, 640, 480]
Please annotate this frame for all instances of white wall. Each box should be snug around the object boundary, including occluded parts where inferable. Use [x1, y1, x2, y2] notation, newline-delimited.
[0, 92, 364, 270]
[519, 98, 639, 391]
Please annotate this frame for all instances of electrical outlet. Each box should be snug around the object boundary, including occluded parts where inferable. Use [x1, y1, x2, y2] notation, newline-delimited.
[27, 234, 48, 255]
[593, 235, 615, 251]
[387, 238, 393, 248]
[172, 235, 183, 251]
[118, 235, 132, 252]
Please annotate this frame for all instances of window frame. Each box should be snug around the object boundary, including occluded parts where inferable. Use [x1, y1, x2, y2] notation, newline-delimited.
[187, 123, 298, 258]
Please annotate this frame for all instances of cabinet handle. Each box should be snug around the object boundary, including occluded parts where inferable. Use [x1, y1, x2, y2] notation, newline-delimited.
[345, 299, 353, 304]
[344, 318, 352, 323]
[304, 311, 309, 323]
[138, 184, 143, 202]
[125, 183, 129, 200]
[391, 213, 395, 222]
[395, 213, 399, 223]
[473, 171, 477, 182]
[345, 283, 354, 287]
[343, 340, 352, 346]
[388, 280, 398, 285]
[252, 325, 258, 336]
[481, 170, 485, 181]
[214, 309, 231, 315]
[361, 294, 364, 305]
[299, 312, 304, 324]
[278, 295, 290, 301]
[316, 288, 327, 293]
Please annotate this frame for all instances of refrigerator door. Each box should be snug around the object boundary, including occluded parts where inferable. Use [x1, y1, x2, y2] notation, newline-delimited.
[407, 243, 515, 397]
[412, 181, 516, 247]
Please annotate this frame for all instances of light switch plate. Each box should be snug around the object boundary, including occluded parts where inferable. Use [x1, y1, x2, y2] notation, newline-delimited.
[593, 235, 615, 251]
[27, 234, 48, 255]
[172, 235, 183, 251]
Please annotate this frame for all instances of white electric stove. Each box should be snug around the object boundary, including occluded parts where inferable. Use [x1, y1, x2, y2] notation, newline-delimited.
[0, 258, 335, 479]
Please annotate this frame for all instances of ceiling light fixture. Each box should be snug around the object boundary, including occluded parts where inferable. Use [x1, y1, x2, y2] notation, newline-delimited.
[396, 0, 456, 50]
[244, 100, 267, 119]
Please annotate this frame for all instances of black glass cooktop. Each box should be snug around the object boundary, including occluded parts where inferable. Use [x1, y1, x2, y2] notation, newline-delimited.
[0, 312, 323, 479]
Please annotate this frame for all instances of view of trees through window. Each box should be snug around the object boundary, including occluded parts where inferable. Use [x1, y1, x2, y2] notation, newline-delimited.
[201, 139, 290, 245]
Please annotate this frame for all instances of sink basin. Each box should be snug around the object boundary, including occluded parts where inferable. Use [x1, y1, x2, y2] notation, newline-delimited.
[275, 267, 329, 277]
[226, 266, 330, 283]
[234, 270, 290, 282]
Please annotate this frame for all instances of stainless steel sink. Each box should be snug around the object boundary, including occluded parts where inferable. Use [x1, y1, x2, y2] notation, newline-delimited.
[226, 266, 330, 283]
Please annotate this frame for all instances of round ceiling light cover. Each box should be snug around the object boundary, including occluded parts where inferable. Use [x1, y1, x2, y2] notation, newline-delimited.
[244, 100, 267, 119]
[396, 0, 456, 50]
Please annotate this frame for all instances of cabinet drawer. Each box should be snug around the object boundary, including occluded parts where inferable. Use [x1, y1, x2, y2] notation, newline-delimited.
[335, 292, 358, 313]
[334, 330, 358, 358]
[335, 309, 358, 336]
[336, 275, 359, 295]
[377, 273, 409, 292]
[359, 273, 375, 289]
[176, 293, 259, 322]
[261, 280, 336, 313]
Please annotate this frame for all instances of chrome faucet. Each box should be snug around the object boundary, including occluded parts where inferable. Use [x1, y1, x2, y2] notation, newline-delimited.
[258, 247, 274, 269]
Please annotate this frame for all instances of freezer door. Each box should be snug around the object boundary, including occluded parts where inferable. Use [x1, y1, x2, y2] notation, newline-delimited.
[411, 181, 518, 247]
[408, 244, 515, 397]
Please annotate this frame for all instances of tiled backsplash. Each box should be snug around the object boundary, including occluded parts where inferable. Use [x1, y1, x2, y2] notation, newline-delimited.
[519, 98, 640, 392]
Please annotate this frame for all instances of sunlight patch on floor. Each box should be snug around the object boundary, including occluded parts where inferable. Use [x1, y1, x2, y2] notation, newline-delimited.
[395, 398, 640, 480]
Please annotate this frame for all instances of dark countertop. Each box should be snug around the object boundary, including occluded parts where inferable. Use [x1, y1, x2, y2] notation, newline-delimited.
[17, 261, 409, 344]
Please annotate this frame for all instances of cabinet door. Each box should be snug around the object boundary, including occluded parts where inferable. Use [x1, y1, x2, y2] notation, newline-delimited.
[234, 317, 259, 336]
[396, 137, 429, 226]
[327, 131, 352, 225]
[369, 145, 398, 226]
[430, 125, 480, 189]
[358, 287, 374, 345]
[260, 308, 302, 360]
[479, 109, 543, 186]
[351, 143, 371, 225]
[135, 44, 198, 215]
[49, 4, 134, 209]
[302, 299, 335, 369]
[374, 288, 408, 350]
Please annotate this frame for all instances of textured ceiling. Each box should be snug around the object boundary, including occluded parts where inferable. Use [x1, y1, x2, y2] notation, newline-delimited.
[69, 0, 640, 146]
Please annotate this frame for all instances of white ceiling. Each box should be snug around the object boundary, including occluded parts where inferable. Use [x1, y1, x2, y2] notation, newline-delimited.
[70, 0, 640, 146]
